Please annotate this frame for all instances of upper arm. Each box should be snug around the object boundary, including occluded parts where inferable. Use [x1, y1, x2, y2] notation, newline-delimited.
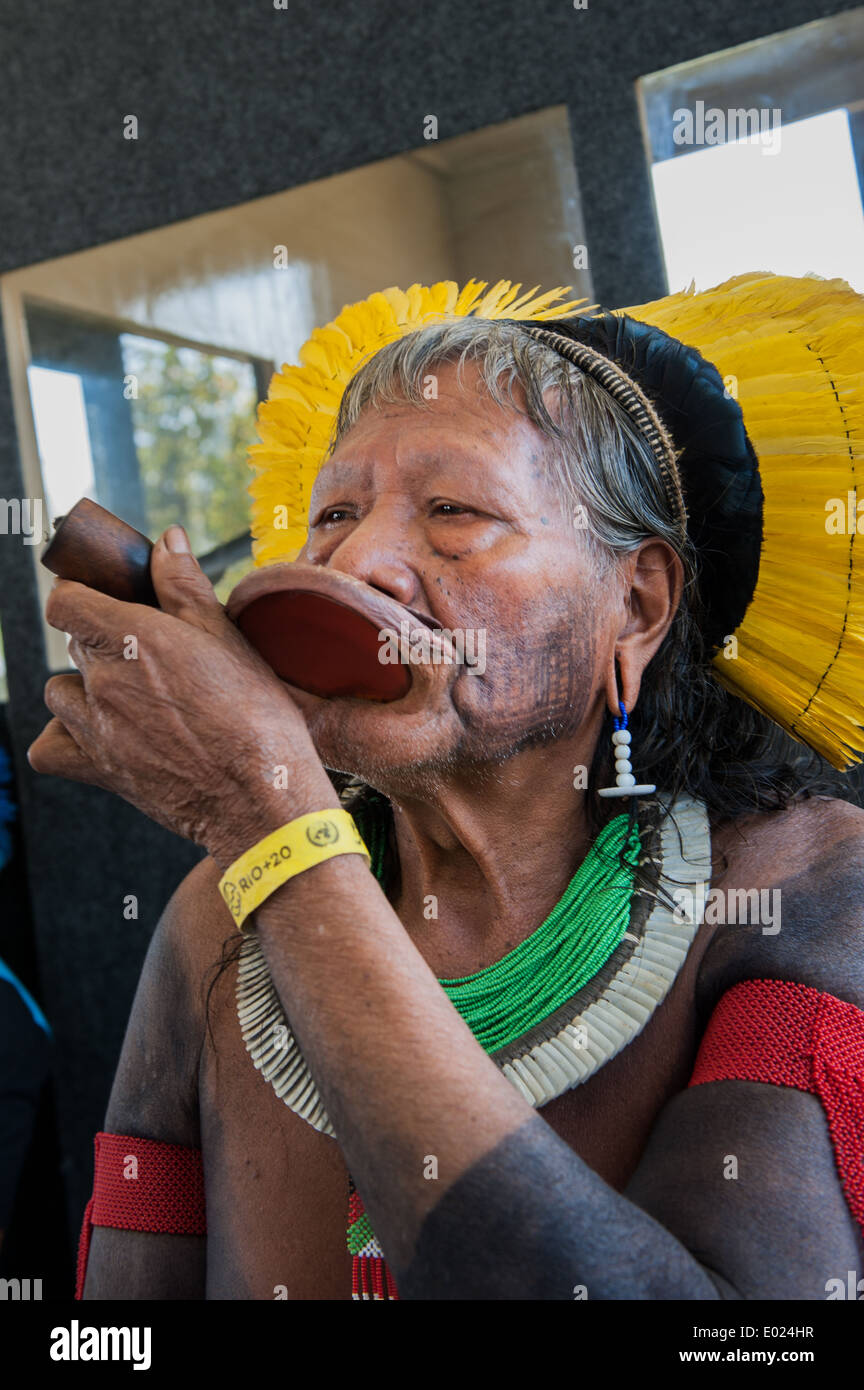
[623, 1078, 863, 1298]
[625, 798, 864, 1299]
[83, 857, 230, 1300]
[101, 859, 218, 1144]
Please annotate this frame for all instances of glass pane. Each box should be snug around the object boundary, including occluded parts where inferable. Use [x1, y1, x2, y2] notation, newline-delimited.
[120, 335, 259, 555]
[27, 366, 96, 524]
[637, 10, 864, 293]
[650, 108, 864, 292]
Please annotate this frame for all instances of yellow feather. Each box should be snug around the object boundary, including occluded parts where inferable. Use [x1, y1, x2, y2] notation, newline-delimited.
[619, 272, 864, 769]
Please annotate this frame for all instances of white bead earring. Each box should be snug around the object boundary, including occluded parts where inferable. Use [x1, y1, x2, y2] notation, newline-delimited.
[598, 700, 656, 798]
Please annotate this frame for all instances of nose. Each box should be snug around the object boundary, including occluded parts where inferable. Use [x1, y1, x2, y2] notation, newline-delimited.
[325, 502, 427, 614]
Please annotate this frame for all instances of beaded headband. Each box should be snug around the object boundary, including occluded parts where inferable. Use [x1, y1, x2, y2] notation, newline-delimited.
[521, 323, 689, 544]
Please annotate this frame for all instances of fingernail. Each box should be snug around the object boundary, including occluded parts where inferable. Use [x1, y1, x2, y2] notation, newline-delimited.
[165, 525, 191, 554]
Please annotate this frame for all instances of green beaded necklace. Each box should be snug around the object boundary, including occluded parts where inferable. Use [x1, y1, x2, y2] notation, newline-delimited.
[353, 794, 641, 1054]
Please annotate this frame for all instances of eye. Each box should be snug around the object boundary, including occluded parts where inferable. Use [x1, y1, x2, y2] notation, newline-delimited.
[315, 506, 354, 526]
[431, 501, 470, 517]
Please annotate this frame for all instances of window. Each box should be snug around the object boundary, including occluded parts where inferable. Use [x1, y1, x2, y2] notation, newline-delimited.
[25, 304, 266, 563]
[637, 10, 864, 292]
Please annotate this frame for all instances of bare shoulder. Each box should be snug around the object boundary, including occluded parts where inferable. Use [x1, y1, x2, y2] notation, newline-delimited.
[156, 854, 236, 991]
[696, 794, 864, 1016]
[714, 793, 864, 867]
[103, 855, 235, 1144]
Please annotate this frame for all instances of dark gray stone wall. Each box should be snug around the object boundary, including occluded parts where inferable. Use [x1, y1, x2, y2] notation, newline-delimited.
[0, 0, 859, 1257]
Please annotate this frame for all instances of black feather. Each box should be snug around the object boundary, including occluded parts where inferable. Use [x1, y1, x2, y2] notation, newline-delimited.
[532, 312, 764, 650]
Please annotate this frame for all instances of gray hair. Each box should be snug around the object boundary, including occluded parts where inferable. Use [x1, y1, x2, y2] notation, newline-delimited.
[330, 317, 695, 584]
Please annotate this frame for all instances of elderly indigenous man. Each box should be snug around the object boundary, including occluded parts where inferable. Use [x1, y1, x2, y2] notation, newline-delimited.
[29, 275, 864, 1301]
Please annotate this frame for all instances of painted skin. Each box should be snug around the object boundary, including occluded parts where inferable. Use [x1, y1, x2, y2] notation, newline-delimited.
[81, 803, 864, 1299]
[33, 365, 864, 1298]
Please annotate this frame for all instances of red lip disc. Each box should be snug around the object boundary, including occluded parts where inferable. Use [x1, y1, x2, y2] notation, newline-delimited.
[235, 590, 411, 701]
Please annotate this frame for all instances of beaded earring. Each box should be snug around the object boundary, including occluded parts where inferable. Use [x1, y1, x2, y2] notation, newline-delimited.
[597, 700, 656, 798]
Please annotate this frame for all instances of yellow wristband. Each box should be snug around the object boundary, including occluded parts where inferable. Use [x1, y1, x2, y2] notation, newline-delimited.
[218, 808, 371, 932]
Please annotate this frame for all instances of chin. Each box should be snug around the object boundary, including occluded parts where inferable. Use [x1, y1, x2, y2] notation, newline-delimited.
[292, 660, 521, 794]
[295, 675, 579, 798]
[290, 683, 458, 788]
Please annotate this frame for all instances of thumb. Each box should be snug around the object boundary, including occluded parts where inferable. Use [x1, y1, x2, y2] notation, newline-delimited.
[150, 525, 225, 631]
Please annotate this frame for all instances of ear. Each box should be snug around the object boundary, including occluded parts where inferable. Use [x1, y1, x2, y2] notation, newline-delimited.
[603, 539, 683, 716]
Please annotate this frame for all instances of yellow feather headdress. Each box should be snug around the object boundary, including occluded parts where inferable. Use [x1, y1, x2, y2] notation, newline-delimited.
[247, 272, 864, 771]
[622, 272, 864, 771]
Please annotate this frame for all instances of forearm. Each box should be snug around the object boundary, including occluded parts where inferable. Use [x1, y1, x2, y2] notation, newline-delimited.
[247, 777, 727, 1299]
[83, 1229, 206, 1300]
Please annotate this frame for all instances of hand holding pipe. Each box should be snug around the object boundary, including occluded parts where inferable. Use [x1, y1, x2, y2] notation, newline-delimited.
[40, 498, 413, 701]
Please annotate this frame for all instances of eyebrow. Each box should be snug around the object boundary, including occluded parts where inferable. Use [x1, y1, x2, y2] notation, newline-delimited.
[314, 445, 489, 492]
[311, 459, 364, 492]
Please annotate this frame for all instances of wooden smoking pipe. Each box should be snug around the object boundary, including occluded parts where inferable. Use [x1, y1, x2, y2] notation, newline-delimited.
[41, 497, 412, 702]
[42, 497, 158, 606]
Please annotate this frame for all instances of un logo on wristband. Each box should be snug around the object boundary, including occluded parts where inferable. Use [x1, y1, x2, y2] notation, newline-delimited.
[306, 818, 340, 848]
[222, 881, 243, 918]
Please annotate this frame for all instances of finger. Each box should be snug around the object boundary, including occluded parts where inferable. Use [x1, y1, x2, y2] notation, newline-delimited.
[150, 527, 226, 633]
[43, 672, 89, 734]
[45, 581, 133, 654]
[67, 636, 91, 673]
[27, 717, 104, 786]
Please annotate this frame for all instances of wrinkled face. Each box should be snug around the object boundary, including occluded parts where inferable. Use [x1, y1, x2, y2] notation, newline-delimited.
[291, 361, 618, 793]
